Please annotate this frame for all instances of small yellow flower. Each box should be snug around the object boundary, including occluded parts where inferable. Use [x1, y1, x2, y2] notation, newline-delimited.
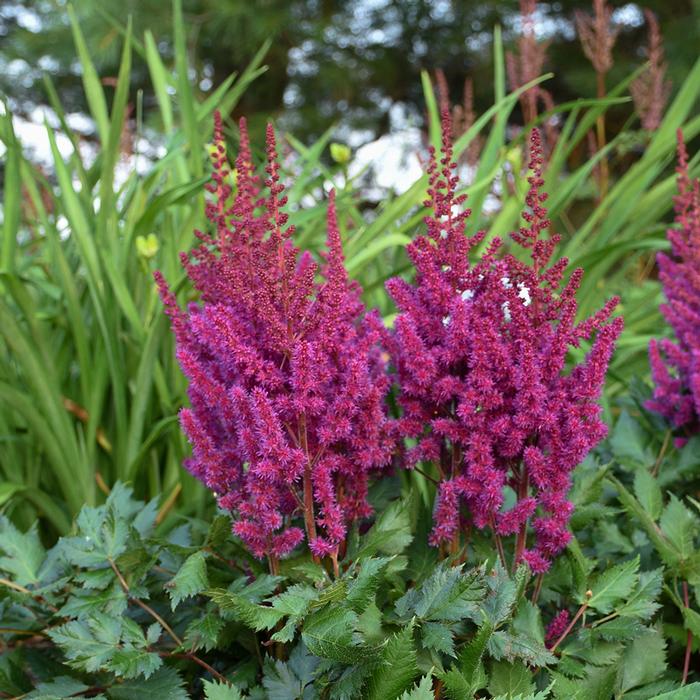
[330, 142, 351, 165]
[136, 233, 159, 260]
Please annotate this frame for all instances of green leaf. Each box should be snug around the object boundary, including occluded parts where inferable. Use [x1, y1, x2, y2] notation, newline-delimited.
[109, 648, 162, 680]
[587, 556, 640, 614]
[205, 589, 283, 631]
[487, 661, 535, 698]
[301, 604, 369, 663]
[617, 627, 667, 693]
[649, 683, 700, 700]
[26, 677, 89, 700]
[610, 412, 651, 466]
[633, 470, 663, 520]
[263, 643, 320, 700]
[0, 516, 46, 586]
[421, 621, 456, 657]
[269, 584, 318, 643]
[184, 612, 225, 652]
[107, 666, 188, 700]
[659, 495, 697, 561]
[354, 499, 413, 559]
[367, 624, 419, 700]
[488, 631, 556, 667]
[346, 557, 390, 614]
[617, 568, 663, 620]
[395, 563, 484, 623]
[168, 551, 209, 610]
[48, 614, 121, 673]
[398, 676, 434, 700]
[458, 620, 494, 686]
[203, 680, 244, 700]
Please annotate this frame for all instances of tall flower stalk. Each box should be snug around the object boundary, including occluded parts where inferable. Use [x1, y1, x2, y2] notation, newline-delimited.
[647, 131, 700, 439]
[630, 9, 672, 132]
[157, 113, 393, 574]
[386, 108, 622, 573]
[575, 0, 619, 198]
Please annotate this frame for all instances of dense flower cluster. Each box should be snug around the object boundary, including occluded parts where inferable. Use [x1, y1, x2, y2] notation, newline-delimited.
[647, 132, 700, 437]
[156, 113, 392, 562]
[386, 112, 623, 572]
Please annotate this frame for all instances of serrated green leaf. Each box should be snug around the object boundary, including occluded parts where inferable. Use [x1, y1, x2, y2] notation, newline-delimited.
[458, 620, 494, 686]
[184, 612, 225, 652]
[263, 643, 320, 700]
[0, 516, 46, 586]
[109, 648, 162, 679]
[48, 615, 120, 673]
[421, 621, 455, 657]
[26, 677, 89, 700]
[395, 563, 484, 623]
[354, 499, 413, 559]
[649, 683, 700, 699]
[617, 568, 663, 620]
[205, 589, 284, 631]
[587, 556, 639, 613]
[203, 680, 244, 700]
[487, 660, 535, 698]
[346, 557, 390, 614]
[367, 624, 419, 700]
[58, 583, 127, 619]
[168, 551, 209, 610]
[269, 584, 318, 643]
[633, 470, 663, 520]
[618, 627, 667, 693]
[301, 604, 369, 663]
[659, 496, 697, 561]
[107, 666, 188, 699]
[610, 412, 651, 466]
[488, 631, 556, 667]
[398, 675, 434, 699]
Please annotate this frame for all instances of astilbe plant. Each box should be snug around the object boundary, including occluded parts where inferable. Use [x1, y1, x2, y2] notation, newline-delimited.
[647, 131, 700, 438]
[386, 110, 623, 573]
[156, 113, 393, 573]
[630, 9, 672, 132]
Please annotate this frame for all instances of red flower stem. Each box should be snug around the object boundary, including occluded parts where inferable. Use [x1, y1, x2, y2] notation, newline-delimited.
[550, 592, 591, 652]
[531, 573, 544, 604]
[513, 468, 530, 571]
[683, 580, 692, 685]
[298, 413, 318, 558]
[490, 515, 507, 568]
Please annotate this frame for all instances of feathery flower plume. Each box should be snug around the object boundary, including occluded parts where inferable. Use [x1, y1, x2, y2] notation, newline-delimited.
[647, 131, 700, 438]
[630, 10, 672, 132]
[435, 70, 482, 167]
[157, 113, 393, 570]
[386, 106, 622, 572]
[576, 0, 619, 197]
[506, 0, 557, 147]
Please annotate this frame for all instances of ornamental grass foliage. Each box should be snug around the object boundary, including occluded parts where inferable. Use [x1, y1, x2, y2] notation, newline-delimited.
[386, 110, 623, 573]
[647, 131, 700, 439]
[156, 113, 393, 572]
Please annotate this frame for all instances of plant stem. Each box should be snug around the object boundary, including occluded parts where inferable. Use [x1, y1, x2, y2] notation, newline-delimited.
[595, 71, 609, 199]
[682, 580, 692, 685]
[108, 559, 231, 685]
[652, 429, 672, 477]
[489, 516, 507, 568]
[513, 468, 530, 571]
[531, 573, 544, 604]
[550, 592, 591, 652]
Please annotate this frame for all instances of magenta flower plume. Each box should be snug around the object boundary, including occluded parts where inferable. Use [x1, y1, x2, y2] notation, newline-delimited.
[647, 131, 700, 438]
[156, 113, 393, 563]
[386, 109, 622, 572]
